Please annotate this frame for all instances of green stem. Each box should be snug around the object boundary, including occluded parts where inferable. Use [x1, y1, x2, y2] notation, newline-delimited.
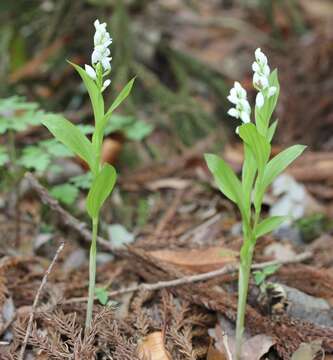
[85, 216, 99, 329]
[235, 238, 254, 360]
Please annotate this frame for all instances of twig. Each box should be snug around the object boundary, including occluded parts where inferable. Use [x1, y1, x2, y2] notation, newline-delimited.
[25, 172, 113, 252]
[18, 241, 65, 360]
[65, 251, 312, 304]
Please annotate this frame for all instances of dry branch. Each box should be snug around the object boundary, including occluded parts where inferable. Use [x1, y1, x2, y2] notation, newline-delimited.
[65, 251, 312, 304]
[25, 172, 113, 252]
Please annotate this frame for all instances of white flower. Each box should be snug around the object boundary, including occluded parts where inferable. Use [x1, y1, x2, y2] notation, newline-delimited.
[253, 72, 269, 90]
[94, 20, 112, 48]
[85, 64, 97, 80]
[240, 111, 250, 123]
[256, 92, 264, 108]
[252, 48, 277, 109]
[90, 19, 113, 72]
[227, 108, 239, 118]
[255, 48, 268, 66]
[227, 82, 251, 126]
[268, 86, 277, 98]
[101, 79, 111, 92]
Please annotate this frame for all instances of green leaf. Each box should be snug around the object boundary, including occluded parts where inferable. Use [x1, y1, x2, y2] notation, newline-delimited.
[242, 143, 257, 214]
[70, 173, 93, 190]
[86, 163, 117, 218]
[262, 144, 306, 190]
[262, 264, 280, 276]
[42, 115, 94, 171]
[238, 123, 271, 176]
[124, 120, 153, 141]
[255, 216, 288, 238]
[41, 139, 73, 157]
[104, 78, 135, 119]
[69, 61, 104, 122]
[267, 119, 278, 143]
[253, 271, 265, 285]
[95, 287, 108, 306]
[19, 146, 51, 172]
[50, 184, 79, 205]
[204, 153, 243, 207]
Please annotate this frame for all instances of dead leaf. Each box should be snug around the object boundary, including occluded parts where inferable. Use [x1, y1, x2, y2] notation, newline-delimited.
[207, 342, 227, 360]
[137, 331, 170, 360]
[210, 315, 275, 360]
[291, 340, 323, 360]
[146, 178, 190, 191]
[149, 247, 238, 272]
[101, 137, 123, 165]
[263, 243, 296, 261]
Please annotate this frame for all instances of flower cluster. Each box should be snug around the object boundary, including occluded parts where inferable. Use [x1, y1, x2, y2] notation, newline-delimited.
[252, 48, 276, 108]
[227, 81, 251, 125]
[85, 20, 112, 92]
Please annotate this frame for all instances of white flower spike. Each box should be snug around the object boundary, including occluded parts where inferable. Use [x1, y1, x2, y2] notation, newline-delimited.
[85, 19, 113, 87]
[227, 82, 251, 129]
[252, 48, 277, 109]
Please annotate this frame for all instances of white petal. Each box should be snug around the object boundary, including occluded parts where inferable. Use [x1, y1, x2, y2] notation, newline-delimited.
[85, 64, 96, 80]
[263, 64, 270, 77]
[256, 92, 264, 108]
[227, 93, 238, 105]
[240, 111, 250, 123]
[234, 82, 246, 98]
[255, 48, 268, 65]
[239, 99, 251, 113]
[268, 86, 277, 97]
[101, 57, 111, 70]
[252, 62, 260, 73]
[91, 49, 101, 64]
[234, 81, 242, 92]
[227, 108, 239, 118]
[102, 79, 111, 92]
[235, 126, 240, 134]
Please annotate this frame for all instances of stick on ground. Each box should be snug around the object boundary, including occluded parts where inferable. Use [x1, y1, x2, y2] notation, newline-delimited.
[25, 172, 113, 252]
[65, 251, 312, 304]
[18, 241, 65, 360]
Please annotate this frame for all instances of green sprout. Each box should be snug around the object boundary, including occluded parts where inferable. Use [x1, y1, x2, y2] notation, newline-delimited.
[42, 19, 134, 329]
[204, 48, 306, 358]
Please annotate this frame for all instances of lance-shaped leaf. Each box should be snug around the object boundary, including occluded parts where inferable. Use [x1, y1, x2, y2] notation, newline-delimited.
[255, 216, 288, 238]
[205, 153, 243, 208]
[238, 123, 271, 176]
[267, 119, 278, 143]
[105, 78, 135, 119]
[242, 143, 257, 214]
[69, 62, 104, 122]
[42, 115, 94, 171]
[86, 163, 117, 219]
[262, 144, 306, 190]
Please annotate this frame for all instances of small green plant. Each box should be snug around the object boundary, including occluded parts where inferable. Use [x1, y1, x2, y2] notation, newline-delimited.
[42, 19, 134, 329]
[204, 48, 306, 359]
[0, 96, 72, 243]
[0, 96, 70, 186]
[253, 264, 280, 286]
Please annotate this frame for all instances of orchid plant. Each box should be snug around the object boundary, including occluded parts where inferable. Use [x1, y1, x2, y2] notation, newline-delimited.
[42, 19, 134, 329]
[204, 48, 306, 358]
